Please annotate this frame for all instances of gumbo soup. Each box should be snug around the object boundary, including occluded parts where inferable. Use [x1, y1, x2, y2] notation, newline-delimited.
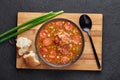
[36, 18, 84, 66]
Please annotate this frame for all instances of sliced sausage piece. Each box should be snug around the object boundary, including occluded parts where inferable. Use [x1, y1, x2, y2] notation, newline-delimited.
[43, 38, 52, 46]
[56, 21, 63, 27]
[54, 36, 60, 44]
[39, 29, 48, 39]
[40, 47, 48, 54]
[61, 56, 69, 64]
[61, 44, 69, 55]
[64, 23, 72, 30]
[49, 51, 57, 59]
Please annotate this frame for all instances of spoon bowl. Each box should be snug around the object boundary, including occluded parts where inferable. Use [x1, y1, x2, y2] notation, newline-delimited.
[79, 14, 92, 35]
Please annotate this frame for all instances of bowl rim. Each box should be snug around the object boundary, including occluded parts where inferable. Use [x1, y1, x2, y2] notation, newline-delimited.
[35, 18, 85, 68]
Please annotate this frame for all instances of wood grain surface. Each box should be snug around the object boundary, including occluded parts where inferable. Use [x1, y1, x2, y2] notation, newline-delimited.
[16, 12, 103, 71]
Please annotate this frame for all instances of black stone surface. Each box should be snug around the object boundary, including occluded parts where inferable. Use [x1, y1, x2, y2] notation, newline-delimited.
[0, 0, 120, 80]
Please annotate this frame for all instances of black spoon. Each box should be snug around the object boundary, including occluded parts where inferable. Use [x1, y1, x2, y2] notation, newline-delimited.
[79, 14, 101, 69]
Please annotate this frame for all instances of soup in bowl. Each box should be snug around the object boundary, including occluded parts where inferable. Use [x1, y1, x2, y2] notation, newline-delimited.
[35, 18, 84, 68]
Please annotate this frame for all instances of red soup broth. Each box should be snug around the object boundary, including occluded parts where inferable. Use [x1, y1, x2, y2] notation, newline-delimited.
[37, 19, 83, 65]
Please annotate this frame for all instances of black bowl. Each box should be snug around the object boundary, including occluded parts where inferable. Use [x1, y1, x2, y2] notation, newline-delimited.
[35, 18, 84, 68]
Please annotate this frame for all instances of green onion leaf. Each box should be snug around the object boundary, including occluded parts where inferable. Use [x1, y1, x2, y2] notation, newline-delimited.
[0, 10, 64, 43]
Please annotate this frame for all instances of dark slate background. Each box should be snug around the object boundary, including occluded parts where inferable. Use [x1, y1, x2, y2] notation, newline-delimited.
[0, 0, 120, 80]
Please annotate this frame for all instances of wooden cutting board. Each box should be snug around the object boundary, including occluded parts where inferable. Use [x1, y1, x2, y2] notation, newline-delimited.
[16, 12, 103, 71]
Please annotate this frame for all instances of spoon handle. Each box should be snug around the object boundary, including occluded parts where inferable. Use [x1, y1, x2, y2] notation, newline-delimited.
[88, 34, 101, 69]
